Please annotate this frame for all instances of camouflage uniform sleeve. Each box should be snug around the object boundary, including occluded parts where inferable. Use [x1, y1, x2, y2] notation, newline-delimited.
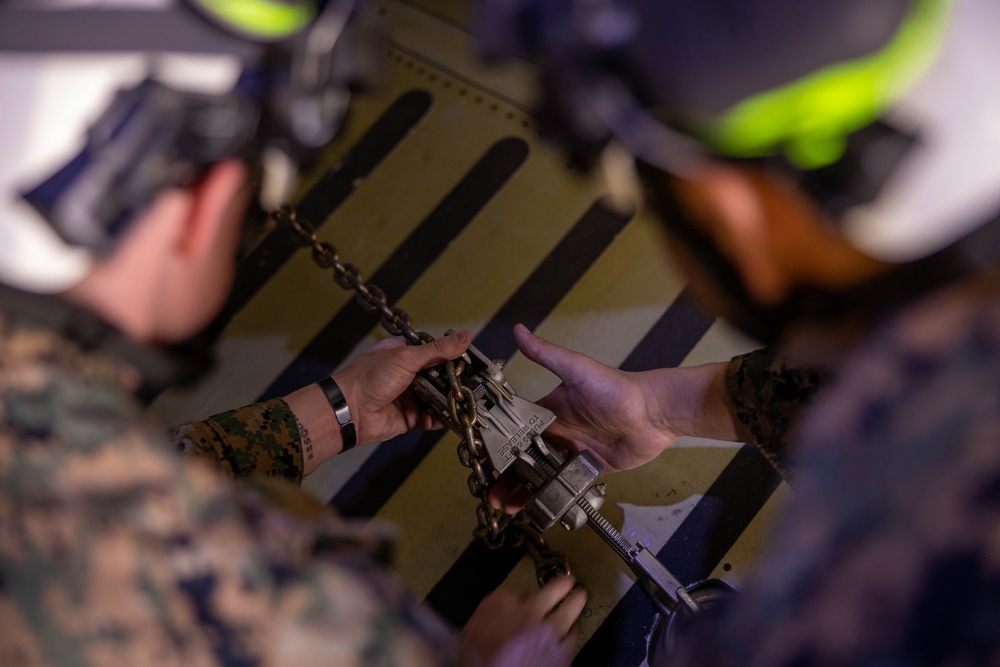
[724, 348, 827, 478]
[168, 397, 305, 483]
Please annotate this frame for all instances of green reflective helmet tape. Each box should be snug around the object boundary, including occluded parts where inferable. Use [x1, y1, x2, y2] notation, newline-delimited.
[700, 0, 956, 169]
[189, 0, 317, 41]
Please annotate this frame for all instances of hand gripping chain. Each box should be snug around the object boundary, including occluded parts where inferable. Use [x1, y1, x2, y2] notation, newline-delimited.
[274, 206, 555, 562]
[276, 206, 734, 621]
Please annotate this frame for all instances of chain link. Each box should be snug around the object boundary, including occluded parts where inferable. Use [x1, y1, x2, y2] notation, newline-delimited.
[273, 207, 570, 579]
[277, 206, 434, 346]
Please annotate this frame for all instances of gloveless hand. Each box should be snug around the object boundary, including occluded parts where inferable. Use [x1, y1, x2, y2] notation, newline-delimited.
[332, 330, 472, 446]
[491, 324, 735, 513]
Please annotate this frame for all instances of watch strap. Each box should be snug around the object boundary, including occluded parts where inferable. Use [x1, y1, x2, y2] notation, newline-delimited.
[317, 376, 357, 452]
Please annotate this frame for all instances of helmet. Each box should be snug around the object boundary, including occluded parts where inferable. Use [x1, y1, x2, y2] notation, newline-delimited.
[476, 0, 1000, 265]
[0, 0, 382, 293]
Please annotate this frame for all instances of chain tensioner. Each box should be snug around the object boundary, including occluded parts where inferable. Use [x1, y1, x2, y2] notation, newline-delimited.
[275, 205, 739, 629]
[274, 205, 569, 579]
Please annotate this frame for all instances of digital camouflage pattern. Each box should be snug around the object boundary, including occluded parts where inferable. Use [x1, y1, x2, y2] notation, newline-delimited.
[0, 312, 464, 667]
[170, 400, 305, 484]
[670, 274, 1000, 666]
[725, 348, 827, 479]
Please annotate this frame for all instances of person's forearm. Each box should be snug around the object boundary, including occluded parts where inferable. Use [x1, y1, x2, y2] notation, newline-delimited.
[643, 361, 753, 443]
[284, 380, 348, 477]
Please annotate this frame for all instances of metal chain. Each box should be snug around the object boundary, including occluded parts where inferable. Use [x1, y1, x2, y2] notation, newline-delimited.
[275, 206, 433, 346]
[273, 206, 570, 579]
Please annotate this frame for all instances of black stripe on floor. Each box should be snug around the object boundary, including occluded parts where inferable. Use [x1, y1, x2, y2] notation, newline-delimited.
[573, 444, 782, 667]
[423, 288, 718, 628]
[257, 136, 530, 400]
[206, 89, 433, 341]
[422, 538, 528, 627]
[619, 289, 719, 372]
[332, 201, 634, 518]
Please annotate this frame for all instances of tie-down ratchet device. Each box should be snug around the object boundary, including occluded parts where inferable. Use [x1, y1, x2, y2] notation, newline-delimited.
[410, 335, 736, 642]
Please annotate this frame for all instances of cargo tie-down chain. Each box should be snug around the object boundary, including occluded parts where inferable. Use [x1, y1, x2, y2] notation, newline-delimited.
[276, 206, 742, 659]
[274, 206, 571, 583]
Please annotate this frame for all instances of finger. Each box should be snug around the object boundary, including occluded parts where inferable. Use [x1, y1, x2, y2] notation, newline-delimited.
[487, 472, 515, 510]
[397, 392, 446, 431]
[513, 324, 597, 387]
[425, 329, 472, 365]
[527, 574, 576, 618]
[532, 421, 583, 454]
[404, 330, 471, 372]
[488, 471, 533, 513]
[537, 424, 616, 472]
[546, 586, 588, 638]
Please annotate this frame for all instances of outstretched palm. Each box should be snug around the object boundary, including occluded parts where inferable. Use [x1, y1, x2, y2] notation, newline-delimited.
[533, 360, 680, 474]
[489, 325, 682, 513]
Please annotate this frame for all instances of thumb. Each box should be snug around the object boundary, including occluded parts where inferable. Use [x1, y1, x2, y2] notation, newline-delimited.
[513, 324, 594, 386]
[409, 330, 472, 370]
